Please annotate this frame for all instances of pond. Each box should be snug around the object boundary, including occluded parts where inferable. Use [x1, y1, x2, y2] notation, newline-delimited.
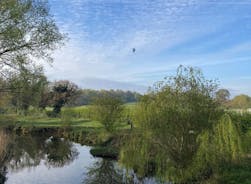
[0, 129, 159, 184]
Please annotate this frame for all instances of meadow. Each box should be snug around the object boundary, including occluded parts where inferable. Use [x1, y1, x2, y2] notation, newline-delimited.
[0, 103, 135, 129]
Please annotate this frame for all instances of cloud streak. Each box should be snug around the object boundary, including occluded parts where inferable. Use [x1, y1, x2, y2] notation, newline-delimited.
[45, 0, 251, 94]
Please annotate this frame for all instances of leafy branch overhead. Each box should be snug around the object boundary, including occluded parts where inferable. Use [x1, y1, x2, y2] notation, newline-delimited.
[0, 0, 65, 70]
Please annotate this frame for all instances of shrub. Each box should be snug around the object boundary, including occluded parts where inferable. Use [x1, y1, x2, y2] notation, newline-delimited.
[92, 95, 124, 132]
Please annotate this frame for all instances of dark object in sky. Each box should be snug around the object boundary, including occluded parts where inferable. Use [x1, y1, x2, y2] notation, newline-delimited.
[132, 48, 136, 53]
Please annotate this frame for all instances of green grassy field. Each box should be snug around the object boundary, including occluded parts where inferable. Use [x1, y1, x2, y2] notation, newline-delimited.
[0, 103, 135, 129]
[0, 115, 131, 129]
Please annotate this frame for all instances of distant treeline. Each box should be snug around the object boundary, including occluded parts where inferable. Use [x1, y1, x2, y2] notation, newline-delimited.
[227, 94, 251, 109]
[69, 89, 142, 106]
[215, 89, 251, 109]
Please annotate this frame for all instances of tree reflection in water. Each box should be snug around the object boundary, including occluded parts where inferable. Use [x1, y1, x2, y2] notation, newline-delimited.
[84, 159, 158, 184]
[84, 159, 133, 184]
[0, 167, 7, 184]
[0, 129, 79, 183]
[45, 137, 79, 168]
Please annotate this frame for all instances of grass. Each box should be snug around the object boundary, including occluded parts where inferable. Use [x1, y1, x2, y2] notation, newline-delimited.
[0, 115, 131, 131]
[0, 104, 135, 129]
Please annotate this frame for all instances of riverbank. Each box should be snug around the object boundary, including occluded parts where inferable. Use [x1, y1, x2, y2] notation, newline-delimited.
[1, 108, 251, 184]
[0, 119, 131, 159]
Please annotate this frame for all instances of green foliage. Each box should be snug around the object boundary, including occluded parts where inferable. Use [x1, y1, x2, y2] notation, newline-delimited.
[50, 80, 79, 115]
[60, 108, 74, 126]
[195, 114, 242, 165]
[0, 114, 17, 126]
[92, 95, 124, 132]
[214, 114, 242, 161]
[120, 66, 224, 182]
[243, 128, 251, 154]
[61, 106, 92, 120]
[182, 113, 243, 183]
[229, 112, 251, 134]
[216, 160, 251, 184]
[8, 65, 48, 112]
[0, 0, 64, 70]
[119, 66, 246, 183]
[26, 107, 47, 118]
[121, 113, 245, 183]
[0, 78, 12, 111]
[60, 106, 93, 128]
[120, 131, 157, 178]
[137, 66, 221, 164]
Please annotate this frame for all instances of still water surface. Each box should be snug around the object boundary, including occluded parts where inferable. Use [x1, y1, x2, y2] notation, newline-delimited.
[0, 130, 158, 184]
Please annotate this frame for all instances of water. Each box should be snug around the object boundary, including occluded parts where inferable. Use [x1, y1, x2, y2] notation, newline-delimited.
[5, 144, 94, 184]
[0, 129, 158, 184]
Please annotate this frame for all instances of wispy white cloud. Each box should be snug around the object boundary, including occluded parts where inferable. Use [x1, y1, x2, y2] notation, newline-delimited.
[45, 0, 251, 94]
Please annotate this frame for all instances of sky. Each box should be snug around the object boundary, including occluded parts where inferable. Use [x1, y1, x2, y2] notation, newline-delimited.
[45, 0, 251, 96]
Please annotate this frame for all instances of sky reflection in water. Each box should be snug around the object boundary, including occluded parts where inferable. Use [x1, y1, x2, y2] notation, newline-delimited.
[0, 132, 158, 184]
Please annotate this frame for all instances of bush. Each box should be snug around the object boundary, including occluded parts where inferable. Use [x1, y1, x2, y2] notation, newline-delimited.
[92, 95, 124, 132]
[217, 160, 251, 184]
[26, 107, 47, 118]
[229, 112, 251, 134]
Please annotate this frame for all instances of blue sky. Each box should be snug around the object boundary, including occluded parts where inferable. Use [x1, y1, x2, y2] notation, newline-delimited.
[45, 0, 251, 96]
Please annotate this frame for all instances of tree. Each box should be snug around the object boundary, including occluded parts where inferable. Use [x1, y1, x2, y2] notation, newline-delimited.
[38, 84, 51, 109]
[92, 95, 124, 132]
[50, 80, 79, 115]
[120, 66, 223, 182]
[193, 114, 243, 181]
[0, 0, 64, 72]
[227, 94, 251, 109]
[8, 64, 48, 113]
[0, 77, 11, 111]
[216, 89, 230, 105]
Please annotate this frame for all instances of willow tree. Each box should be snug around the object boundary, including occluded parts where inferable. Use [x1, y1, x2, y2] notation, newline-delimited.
[213, 114, 242, 161]
[0, 0, 64, 71]
[120, 66, 224, 182]
[187, 113, 243, 182]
